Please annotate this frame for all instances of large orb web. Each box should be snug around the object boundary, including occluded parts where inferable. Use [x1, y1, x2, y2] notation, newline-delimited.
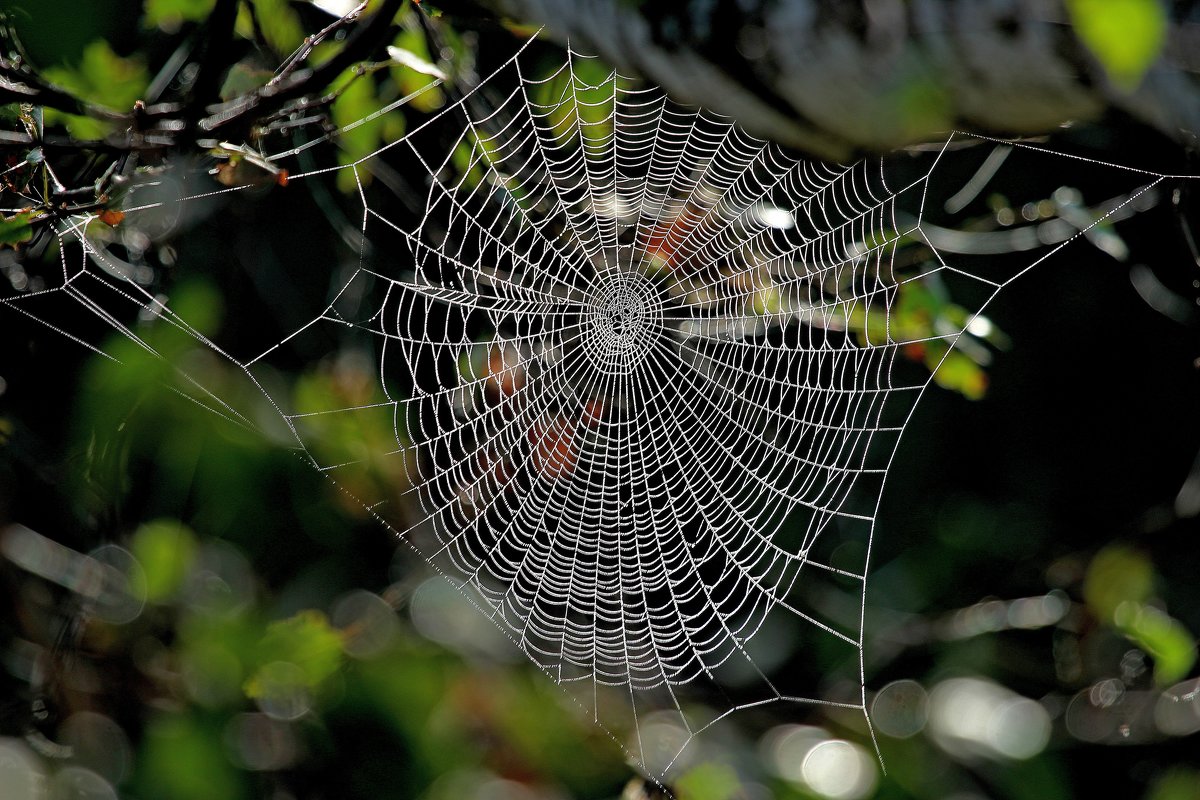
[2, 25, 1188, 782]
[287, 40, 928, 771]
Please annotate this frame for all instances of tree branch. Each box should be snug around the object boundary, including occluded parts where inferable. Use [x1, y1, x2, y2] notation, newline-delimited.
[198, 0, 404, 139]
[0, 0, 404, 153]
[0, 65, 128, 122]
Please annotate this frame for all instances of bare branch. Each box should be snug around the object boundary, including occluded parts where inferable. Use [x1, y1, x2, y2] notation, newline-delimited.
[198, 0, 405, 139]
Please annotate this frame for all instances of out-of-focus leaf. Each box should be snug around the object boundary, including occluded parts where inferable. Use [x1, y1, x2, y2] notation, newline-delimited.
[1115, 602, 1197, 686]
[990, 752, 1072, 800]
[931, 348, 989, 400]
[676, 762, 741, 800]
[130, 519, 197, 601]
[0, 210, 38, 247]
[1146, 767, 1200, 800]
[389, 28, 447, 113]
[291, 356, 411, 512]
[1083, 545, 1154, 622]
[1082, 546, 1193, 684]
[143, 0, 216, 30]
[750, 285, 783, 316]
[179, 608, 261, 705]
[137, 714, 246, 800]
[1066, 0, 1166, 90]
[219, 59, 275, 100]
[251, 0, 306, 56]
[891, 66, 951, 141]
[535, 54, 617, 147]
[330, 66, 406, 192]
[452, 140, 486, 190]
[244, 610, 345, 698]
[42, 40, 149, 139]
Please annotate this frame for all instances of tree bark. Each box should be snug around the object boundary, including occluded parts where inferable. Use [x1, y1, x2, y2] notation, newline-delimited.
[482, 0, 1200, 159]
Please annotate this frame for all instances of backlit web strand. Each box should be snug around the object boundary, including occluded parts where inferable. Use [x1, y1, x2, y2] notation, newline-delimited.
[360, 42, 918, 763]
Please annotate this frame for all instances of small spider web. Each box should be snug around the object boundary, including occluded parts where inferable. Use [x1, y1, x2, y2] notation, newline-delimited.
[3, 25, 1195, 782]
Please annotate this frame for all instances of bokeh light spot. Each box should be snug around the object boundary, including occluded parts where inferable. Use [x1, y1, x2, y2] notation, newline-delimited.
[870, 679, 929, 738]
[930, 677, 1051, 760]
[332, 590, 399, 659]
[49, 766, 117, 800]
[801, 740, 878, 800]
[0, 738, 43, 800]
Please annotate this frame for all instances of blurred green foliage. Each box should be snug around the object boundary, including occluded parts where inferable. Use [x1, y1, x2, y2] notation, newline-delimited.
[1066, 0, 1167, 91]
[130, 519, 197, 601]
[0, 209, 38, 246]
[144, 0, 219, 29]
[42, 41, 149, 139]
[1082, 546, 1195, 685]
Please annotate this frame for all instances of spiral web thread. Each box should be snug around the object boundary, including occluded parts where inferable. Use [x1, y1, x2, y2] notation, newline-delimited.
[3, 30, 1192, 779]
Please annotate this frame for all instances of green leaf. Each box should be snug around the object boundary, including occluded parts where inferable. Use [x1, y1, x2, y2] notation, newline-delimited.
[534, 55, 618, 149]
[143, 0, 216, 30]
[1115, 603, 1197, 686]
[750, 285, 783, 316]
[1083, 545, 1154, 622]
[129, 519, 197, 602]
[1146, 768, 1200, 800]
[676, 762, 741, 800]
[244, 610, 345, 698]
[330, 66, 407, 192]
[0, 210, 38, 247]
[138, 714, 246, 800]
[931, 349, 989, 400]
[1067, 0, 1167, 90]
[890, 68, 952, 142]
[389, 29, 447, 113]
[42, 40, 149, 139]
[251, 0, 305, 57]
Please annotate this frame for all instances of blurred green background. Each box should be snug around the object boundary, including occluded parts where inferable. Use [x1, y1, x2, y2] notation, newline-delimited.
[2, 1, 1200, 799]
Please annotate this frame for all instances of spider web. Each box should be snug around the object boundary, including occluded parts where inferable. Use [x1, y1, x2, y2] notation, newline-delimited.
[3, 28, 1194, 780]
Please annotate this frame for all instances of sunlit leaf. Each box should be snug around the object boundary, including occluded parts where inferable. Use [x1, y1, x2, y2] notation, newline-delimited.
[244, 610, 345, 698]
[676, 762, 741, 800]
[331, 65, 407, 192]
[534, 54, 617, 147]
[251, 0, 306, 56]
[138, 714, 246, 800]
[1083, 544, 1154, 622]
[1115, 602, 1197, 686]
[0, 210, 38, 247]
[130, 519, 197, 602]
[931, 348, 989, 400]
[388, 28, 447, 113]
[143, 0, 217, 30]
[43, 40, 149, 139]
[1066, 0, 1167, 90]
